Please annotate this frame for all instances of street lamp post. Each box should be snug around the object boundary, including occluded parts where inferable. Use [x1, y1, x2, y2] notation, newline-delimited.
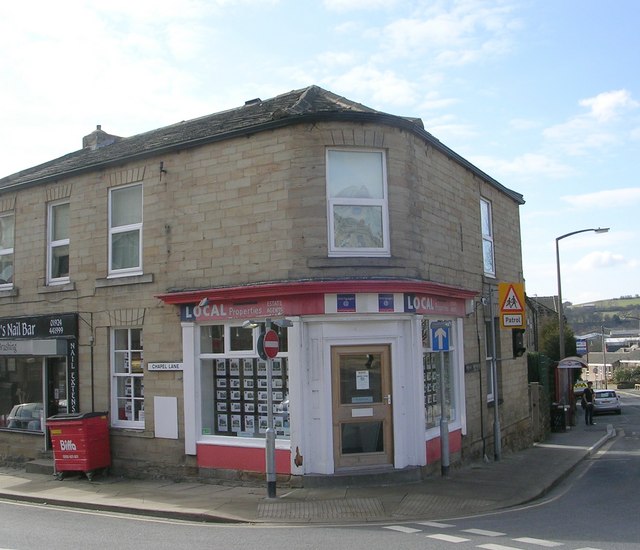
[555, 227, 610, 360]
[555, 227, 609, 417]
[601, 325, 608, 389]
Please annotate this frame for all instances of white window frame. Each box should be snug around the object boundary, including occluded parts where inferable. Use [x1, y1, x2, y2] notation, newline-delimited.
[0, 212, 15, 289]
[110, 328, 144, 429]
[108, 183, 143, 277]
[326, 148, 390, 257]
[480, 198, 496, 277]
[47, 200, 70, 285]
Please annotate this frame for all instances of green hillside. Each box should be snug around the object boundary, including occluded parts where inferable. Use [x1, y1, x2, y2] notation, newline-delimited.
[566, 295, 640, 335]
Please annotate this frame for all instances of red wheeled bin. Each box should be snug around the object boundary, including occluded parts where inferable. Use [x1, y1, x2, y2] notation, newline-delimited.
[47, 412, 111, 480]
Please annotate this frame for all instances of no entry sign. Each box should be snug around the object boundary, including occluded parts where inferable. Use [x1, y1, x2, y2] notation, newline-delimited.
[262, 329, 279, 359]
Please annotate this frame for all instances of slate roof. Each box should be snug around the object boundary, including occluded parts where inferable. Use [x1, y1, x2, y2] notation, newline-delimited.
[0, 85, 524, 204]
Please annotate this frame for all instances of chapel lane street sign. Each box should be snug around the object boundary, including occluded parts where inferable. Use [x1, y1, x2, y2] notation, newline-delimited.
[498, 282, 526, 329]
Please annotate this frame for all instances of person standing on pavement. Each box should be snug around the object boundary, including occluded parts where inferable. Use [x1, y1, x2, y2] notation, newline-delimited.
[582, 381, 596, 425]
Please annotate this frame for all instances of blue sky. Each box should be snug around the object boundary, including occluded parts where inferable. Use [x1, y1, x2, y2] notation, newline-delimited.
[1, 0, 638, 304]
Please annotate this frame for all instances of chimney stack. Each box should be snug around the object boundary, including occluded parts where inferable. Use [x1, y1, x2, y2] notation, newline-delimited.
[82, 125, 121, 150]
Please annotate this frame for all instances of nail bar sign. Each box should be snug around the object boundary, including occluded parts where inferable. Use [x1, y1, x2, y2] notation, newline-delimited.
[0, 313, 78, 339]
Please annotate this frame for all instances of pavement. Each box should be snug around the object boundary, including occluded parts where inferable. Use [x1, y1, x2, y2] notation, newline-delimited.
[0, 421, 616, 525]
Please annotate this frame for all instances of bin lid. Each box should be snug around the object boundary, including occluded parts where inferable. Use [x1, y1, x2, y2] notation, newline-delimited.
[47, 411, 108, 420]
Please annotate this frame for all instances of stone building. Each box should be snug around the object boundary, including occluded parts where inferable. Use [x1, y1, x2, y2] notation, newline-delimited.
[0, 86, 529, 481]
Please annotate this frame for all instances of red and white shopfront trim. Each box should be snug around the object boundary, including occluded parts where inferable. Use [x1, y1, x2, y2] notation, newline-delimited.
[157, 279, 476, 477]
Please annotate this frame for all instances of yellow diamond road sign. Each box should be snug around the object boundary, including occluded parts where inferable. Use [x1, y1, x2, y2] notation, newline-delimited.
[498, 282, 526, 329]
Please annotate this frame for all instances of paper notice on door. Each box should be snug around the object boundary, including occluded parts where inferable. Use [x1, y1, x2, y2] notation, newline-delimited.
[356, 370, 370, 390]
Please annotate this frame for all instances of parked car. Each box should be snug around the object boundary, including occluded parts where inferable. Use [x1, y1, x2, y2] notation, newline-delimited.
[593, 390, 622, 415]
[6, 402, 44, 430]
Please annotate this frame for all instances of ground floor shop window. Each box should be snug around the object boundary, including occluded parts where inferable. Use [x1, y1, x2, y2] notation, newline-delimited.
[111, 328, 144, 428]
[199, 323, 290, 439]
[422, 319, 457, 430]
[0, 358, 44, 432]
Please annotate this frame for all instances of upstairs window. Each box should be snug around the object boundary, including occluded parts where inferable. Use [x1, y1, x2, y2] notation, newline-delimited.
[47, 201, 70, 284]
[109, 184, 142, 276]
[0, 213, 14, 288]
[326, 149, 390, 257]
[480, 198, 495, 276]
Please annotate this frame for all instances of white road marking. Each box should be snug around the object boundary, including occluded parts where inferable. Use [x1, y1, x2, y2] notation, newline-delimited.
[478, 544, 523, 550]
[426, 533, 470, 543]
[463, 528, 505, 537]
[382, 525, 421, 534]
[513, 537, 563, 547]
[417, 521, 454, 528]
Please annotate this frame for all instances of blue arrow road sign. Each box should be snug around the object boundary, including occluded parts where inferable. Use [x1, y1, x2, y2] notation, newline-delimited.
[431, 322, 450, 351]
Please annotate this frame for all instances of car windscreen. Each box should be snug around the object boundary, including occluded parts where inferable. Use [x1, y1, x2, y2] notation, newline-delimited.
[596, 392, 615, 398]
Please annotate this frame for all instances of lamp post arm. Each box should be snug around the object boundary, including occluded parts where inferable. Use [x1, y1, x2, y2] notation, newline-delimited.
[555, 227, 609, 361]
[556, 227, 609, 241]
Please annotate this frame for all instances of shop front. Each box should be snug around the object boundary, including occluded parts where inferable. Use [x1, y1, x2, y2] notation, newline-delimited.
[0, 313, 79, 445]
[159, 280, 475, 479]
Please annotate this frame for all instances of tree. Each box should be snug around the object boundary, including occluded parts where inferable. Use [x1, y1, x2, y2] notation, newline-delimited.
[540, 317, 577, 361]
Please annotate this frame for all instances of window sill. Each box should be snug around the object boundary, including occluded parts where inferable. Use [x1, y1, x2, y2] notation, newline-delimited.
[0, 287, 18, 298]
[308, 257, 404, 268]
[38, 281, 76, 294]
[198, 434, 291, 448]
[110, 424, 146, 433]
[95, 273, 154, 288]
[0, 427, 43, 435]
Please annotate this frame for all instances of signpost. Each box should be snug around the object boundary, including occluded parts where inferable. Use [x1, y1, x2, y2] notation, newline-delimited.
[259, 326, 279, 498]
[431, 321, 450, 476]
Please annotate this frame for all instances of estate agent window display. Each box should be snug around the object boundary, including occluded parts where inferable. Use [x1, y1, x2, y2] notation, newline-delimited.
[199, 323, 290, 440]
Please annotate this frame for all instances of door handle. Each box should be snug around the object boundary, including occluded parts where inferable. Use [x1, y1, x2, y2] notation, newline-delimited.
[383, 394, 392, 405]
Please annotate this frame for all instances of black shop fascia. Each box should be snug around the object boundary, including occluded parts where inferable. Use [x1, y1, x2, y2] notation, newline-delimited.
[0, 313, 79, 428]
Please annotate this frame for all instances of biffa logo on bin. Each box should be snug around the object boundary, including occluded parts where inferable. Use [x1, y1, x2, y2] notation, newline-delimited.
[59, 439, 77, 451]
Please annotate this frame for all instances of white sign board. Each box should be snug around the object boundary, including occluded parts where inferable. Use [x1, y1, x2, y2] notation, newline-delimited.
[147, 362, 183, 371]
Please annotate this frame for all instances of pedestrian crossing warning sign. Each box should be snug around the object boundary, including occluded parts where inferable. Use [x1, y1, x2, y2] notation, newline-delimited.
[498, 282, 525, 329]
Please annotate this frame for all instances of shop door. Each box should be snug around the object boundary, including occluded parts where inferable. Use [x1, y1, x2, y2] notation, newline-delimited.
[332, 345, 393, 470]
[46, 357, 68, 417]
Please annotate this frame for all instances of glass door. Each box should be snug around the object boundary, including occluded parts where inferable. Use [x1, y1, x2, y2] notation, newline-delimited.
[46, 357, 68, 417]
[331, 345, 393, 469]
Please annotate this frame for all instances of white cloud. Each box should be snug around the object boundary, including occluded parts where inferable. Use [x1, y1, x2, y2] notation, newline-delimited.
[316, 51, 359, 68]
[543, 119, 619, 156]
[579, 89, 639, 122]
[575, 250, 627, 270]
[323, 0, 399, 11]
[563, 188, 640, 209]
[423, 115, 477, 141]
[469, 153, 575, 180]
[377, 0, 519, 65]
[326, 66, 417, 107]
[419, 93, 460, 111]
[543, 89, 638, 156]
[509, 118, 541, 130]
